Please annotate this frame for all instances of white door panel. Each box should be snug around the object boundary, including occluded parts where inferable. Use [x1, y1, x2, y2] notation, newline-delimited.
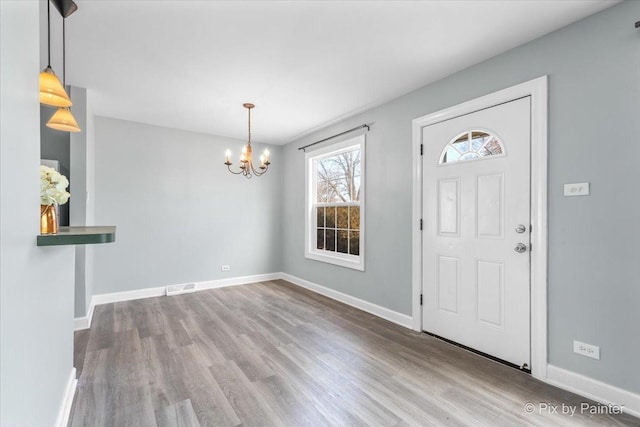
[422, 97, 531, 368]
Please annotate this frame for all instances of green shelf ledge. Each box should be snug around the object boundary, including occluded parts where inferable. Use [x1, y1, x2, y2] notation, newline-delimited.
[37, 226, 116, 246]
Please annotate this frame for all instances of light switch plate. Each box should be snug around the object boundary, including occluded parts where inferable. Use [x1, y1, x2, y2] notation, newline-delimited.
[564, 182, 589, 196]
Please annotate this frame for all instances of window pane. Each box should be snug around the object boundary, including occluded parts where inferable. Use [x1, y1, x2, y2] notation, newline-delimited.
[325, 179, 341, 202]
[316, 148, 361, 203]
[349, 206, 360, 230]
[326, 206, 336, 228]
[316, 207, 325, 227]
[480, 137, 503, 156]
[316, 229, 325, 250]
[452, 133, 469, 153]
[470, 133, 487, 151]
[336, 206, 348, 229]
[443, 147, 461, 163]
[460, 152, 480, 160]
[353, 175, 361, 201]
[325, 229, 336, 251]
[349, 231, 360, 255]
[453, 132, 468, 144]
[346, 149, 361, 202]
[337, 230, 349, 254]
[317, 180, 329, 203]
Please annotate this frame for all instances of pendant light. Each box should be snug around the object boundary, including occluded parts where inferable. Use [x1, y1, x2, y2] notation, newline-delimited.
[39, 0, 72, 108]
[47, 15, 80, 132]
[47, 106, 80, 132]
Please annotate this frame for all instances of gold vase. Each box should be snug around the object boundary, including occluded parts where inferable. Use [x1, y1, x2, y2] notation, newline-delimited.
[40, 204, 58, 235]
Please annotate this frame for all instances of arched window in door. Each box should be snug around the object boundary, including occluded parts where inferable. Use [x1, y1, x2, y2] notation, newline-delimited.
[439, 130, 505, 164]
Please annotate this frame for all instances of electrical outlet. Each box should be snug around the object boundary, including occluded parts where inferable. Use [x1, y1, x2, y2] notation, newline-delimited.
[574, 340, 600, 360]
[221, 265, 230, 272]
[564, 182, 589, 196]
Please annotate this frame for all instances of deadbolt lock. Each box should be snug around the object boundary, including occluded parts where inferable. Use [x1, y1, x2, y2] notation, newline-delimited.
[515, 224, 527, 234]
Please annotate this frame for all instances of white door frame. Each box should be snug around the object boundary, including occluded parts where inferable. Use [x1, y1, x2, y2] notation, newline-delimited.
[411, 76, 548, 379]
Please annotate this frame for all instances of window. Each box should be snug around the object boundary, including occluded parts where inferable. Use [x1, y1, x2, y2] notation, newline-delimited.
[305, 134, 364, 271]
[440, 130, 504, 164]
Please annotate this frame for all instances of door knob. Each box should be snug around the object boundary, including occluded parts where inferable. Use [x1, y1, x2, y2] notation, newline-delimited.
[515, 224, 527, 234]
[514, 243, 527, 253]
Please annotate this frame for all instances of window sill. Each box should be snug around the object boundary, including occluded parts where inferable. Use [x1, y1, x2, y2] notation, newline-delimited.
[305, 251, 364, 271]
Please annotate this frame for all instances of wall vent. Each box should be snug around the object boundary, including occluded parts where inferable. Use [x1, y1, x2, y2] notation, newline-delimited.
[165, 283, 196, 296]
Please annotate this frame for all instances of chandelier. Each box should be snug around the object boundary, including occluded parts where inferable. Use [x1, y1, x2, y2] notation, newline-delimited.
[224, 103, 271, 178]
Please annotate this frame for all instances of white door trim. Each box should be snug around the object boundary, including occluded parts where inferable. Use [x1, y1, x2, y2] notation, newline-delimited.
[411, 76, 548, 379]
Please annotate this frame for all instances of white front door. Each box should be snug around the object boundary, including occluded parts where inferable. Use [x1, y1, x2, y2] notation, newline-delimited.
[422, 97, 531, 368]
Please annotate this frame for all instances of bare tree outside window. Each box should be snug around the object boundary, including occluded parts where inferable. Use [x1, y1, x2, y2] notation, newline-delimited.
[317, 150, 361, 203]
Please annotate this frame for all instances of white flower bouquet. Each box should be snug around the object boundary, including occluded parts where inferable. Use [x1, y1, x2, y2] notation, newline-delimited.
[40, 165, 70, 206]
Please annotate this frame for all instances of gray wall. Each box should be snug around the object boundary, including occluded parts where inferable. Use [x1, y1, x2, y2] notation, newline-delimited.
[1, 1, 76, 425]
[92, 117, 283, 295]
[70, 86, 93, 318]
[281, 1, 640, 394]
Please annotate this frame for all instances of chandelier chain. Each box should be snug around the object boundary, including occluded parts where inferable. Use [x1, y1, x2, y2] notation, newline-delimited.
[247, 107, 251, 146]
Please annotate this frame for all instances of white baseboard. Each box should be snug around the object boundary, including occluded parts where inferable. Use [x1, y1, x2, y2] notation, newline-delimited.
[197, 273, 281, 291]
[75, 273, 282, 330]
[91, 284, 167, 306]
[55, 367, 77, 427]
[280, 272, 413, 329]
[546, 364, 640, 418]
[90, 273, 281, 306]
[74, 301, 95, 331]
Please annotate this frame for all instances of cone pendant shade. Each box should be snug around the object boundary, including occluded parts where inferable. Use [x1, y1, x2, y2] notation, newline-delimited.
[39, 66, 72, 107]
[46, 107, 80, 132]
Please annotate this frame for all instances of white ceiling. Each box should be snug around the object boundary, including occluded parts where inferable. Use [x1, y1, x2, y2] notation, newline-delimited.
[63, 0, 618, 145]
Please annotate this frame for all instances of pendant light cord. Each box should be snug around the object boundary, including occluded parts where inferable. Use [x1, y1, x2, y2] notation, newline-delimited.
[47, 0, 51, 66]
[62, 16, 66, 86]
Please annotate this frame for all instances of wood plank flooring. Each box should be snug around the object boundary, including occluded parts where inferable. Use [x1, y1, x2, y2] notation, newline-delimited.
[70, 280, 639, 426]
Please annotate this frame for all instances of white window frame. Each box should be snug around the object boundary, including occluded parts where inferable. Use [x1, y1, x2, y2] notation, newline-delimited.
[305, 134, 365, 271]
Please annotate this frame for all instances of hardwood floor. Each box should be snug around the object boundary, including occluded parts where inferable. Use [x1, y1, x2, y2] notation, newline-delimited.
[70, 280, 639, 426]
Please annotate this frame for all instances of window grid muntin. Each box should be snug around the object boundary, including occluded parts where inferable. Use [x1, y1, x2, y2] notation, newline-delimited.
[314, 202, 360, 256]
